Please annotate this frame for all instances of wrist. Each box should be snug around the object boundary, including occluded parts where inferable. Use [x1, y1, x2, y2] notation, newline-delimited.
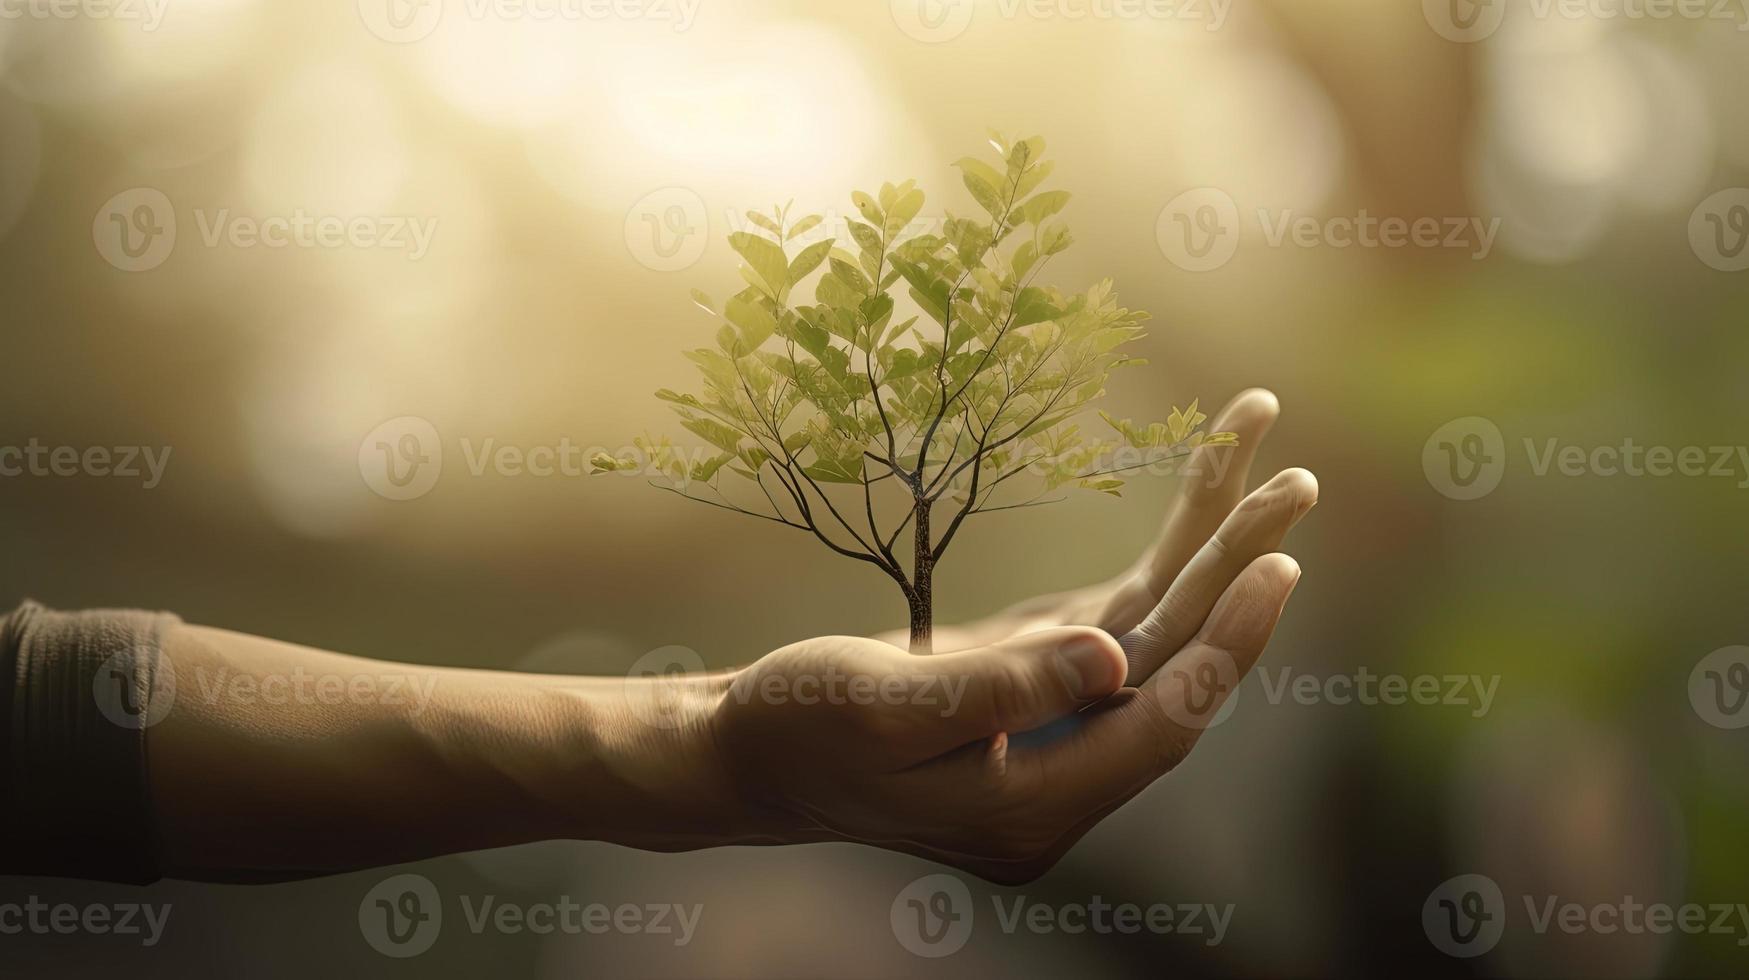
[542, 669, 784, 849]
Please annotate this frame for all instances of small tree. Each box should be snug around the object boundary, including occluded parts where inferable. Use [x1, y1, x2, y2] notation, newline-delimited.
[594, 134, 1235, 654]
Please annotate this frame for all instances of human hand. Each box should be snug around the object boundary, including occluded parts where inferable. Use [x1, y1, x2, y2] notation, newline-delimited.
[695, 550, 1302, 883]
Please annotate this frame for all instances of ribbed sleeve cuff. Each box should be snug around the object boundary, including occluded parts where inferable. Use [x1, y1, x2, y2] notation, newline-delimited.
[1, 600, 179, 884]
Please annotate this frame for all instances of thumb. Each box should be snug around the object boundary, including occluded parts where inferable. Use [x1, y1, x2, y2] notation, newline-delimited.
[897, 627, 1127, 762]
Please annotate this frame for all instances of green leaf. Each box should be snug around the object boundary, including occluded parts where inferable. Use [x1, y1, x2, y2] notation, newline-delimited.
[744, 211, 783, 237]
[787, 239, 833, 284]
[588, 451, 633, 474]
[724, 294, 776, 349]
[689, 289, 717, 317]
[680, 416, 745, 453]
[803, 460, 863, 484]
[954, 157, 1007, 216]
[728, 231, 791, 299]
[689, 452, 735, 483]
[850, 190, 882, 226]
[1014, 159, 1054, 198]
[885, 186, 925, 237]
[1012, 286, 1059, 327]
[1080, 477, 1125, 496]
[892, 258, 951, 325]
[847, 220, 884, 256]
[1021, 190, 1070, 225]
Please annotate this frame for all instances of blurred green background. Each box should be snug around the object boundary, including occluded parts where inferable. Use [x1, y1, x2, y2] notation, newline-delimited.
[3, 0, 1748, 976]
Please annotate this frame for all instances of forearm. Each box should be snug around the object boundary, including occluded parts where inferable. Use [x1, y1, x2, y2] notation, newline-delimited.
[150, 624, 755, 881]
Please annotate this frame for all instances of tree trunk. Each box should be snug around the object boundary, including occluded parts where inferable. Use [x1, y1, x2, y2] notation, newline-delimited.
[909, 499, 933, 654]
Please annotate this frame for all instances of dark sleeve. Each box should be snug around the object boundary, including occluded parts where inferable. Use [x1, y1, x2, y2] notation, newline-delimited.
[1, 600, 180, 884]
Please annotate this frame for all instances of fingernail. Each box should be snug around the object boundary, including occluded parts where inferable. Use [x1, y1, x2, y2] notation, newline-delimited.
[1056, 636, 1120, 699]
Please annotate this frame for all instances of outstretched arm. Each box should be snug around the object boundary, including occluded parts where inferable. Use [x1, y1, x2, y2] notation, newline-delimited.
[5, 532, 1298, 888]
[146, 625, 747, 881]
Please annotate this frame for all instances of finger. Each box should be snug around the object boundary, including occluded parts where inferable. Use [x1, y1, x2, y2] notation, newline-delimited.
[1009, 554, 1301, 808]
[1096, 389, 1280, 635]
[1145, 388, 1281, 595]
[889, 626, 1127, 763]
[1119, 468, 1317, 681]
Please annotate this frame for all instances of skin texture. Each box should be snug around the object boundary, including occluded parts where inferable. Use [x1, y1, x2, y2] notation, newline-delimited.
[147, 389, 1315, 885]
